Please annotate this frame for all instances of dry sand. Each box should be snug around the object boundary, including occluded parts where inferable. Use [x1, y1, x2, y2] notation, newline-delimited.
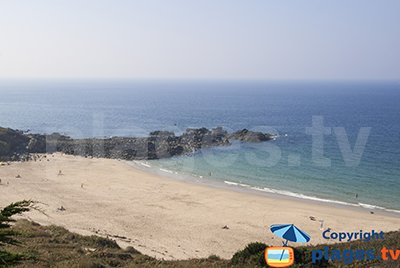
[0, 153, 399, 260]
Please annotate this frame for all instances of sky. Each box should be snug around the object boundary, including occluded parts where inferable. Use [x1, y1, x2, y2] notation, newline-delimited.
[0, 1, 399, 80]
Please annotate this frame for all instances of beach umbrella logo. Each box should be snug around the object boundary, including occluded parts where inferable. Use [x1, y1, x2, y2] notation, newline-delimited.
[265, 224, 311, 267]
[270, 224, 311, 246]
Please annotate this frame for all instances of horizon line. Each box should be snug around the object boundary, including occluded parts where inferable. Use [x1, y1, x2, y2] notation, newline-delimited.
[0, 77, 399, 83]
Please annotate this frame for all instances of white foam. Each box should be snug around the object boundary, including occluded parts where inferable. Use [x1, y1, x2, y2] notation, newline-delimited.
[160, 168, 174, 174]
[223, 181, 400, 214]
[224, 180, 239, 186]
[140, 162, 151, 168]
[224, 180, 251, 188]
[130, 163, 400, 215]
[384, 208, 400, 214]
[358, 203, 386, 210]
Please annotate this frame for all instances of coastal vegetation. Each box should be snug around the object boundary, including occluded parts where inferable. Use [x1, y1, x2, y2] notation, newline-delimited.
[1, 219, 399, 267]
[0, 201, 33, 266]
[1, 206, 398, 267]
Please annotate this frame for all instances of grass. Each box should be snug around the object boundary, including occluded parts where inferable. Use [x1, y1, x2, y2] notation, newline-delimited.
[2, 220, 399, 267]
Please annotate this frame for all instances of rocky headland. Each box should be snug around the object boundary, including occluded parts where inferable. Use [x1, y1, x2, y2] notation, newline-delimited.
[0, 126, 275, 161]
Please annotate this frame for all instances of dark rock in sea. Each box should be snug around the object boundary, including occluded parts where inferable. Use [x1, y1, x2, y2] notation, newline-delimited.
[229, 129, 275, 142]
[0, 126, 275, 161]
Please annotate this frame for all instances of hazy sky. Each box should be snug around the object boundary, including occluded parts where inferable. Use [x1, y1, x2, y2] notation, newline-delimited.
[0, 1, 399, 80]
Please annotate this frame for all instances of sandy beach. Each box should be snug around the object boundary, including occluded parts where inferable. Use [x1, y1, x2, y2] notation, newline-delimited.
[0, 153, 399, 260]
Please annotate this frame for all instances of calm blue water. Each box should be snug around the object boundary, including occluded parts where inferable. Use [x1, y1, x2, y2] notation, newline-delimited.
[1, 80, 399, 211]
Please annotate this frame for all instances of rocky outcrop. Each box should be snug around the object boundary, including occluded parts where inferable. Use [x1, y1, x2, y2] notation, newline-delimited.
[229, 129, 275, 142]
[0, 126, 275, 161]
[50, 127, 232, 160]
[0, 128, 71, 161]
[0, 128, 30, 161]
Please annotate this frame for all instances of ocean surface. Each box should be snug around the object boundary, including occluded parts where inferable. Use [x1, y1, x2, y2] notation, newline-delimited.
[1, 80, 399, 212]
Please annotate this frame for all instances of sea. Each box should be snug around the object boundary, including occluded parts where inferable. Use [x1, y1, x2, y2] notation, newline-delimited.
[1, 80, 399, 212]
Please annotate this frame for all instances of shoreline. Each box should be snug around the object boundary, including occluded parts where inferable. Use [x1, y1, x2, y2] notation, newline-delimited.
[2, 125, 399, 214]
[129, 159, 400, 217]
[1, 153, 399, 260]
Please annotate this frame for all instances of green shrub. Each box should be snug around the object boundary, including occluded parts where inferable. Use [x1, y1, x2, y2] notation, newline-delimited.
[231, 242, 267, 266]
[87, 236, 120, 249]
[0, 201, 33, 267]
[293, 247, 329, 267]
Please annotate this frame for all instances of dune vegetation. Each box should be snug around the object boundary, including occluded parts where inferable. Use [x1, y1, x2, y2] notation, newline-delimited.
[1, 201, 399, 268]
